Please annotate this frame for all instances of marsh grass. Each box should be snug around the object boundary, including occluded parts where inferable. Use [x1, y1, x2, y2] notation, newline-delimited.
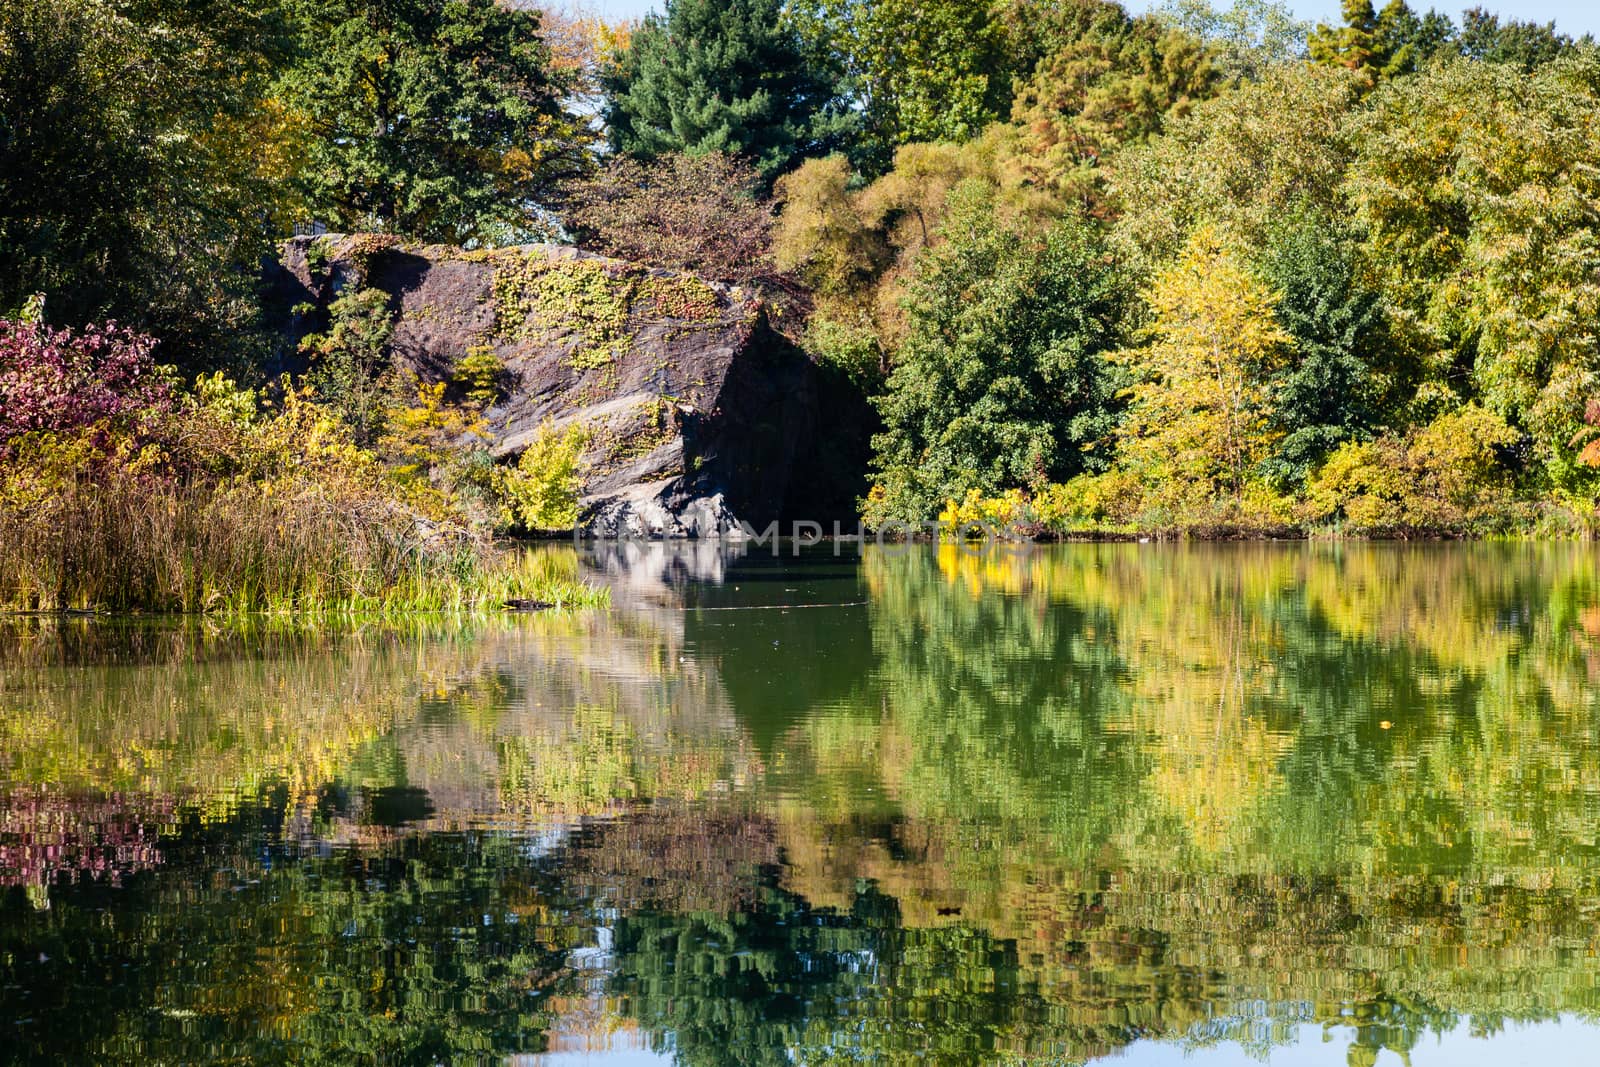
[0, 333, 605, 617]
[0, 471, 606, 615]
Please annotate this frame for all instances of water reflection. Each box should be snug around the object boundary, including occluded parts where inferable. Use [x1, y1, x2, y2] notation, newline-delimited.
[4, 544, 1600, 1064]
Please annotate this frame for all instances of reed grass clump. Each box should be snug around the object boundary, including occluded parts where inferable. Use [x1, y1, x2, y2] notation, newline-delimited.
[0, 318, 604, 614]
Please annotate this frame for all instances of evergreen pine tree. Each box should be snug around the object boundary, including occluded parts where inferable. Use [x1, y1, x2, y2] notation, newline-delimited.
[1308, 0, 1380, 73]
[604, 0, 850, 181]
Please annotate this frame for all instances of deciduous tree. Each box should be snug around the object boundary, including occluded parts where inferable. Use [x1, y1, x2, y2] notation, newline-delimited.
[791, 0, 1018, 173]
[1347, 53, 1600, 486]
[279, 0, 588, 243]
[1458, 6, 1584, 70]
[0, 0, 296, 368]
[1113, 225, 1291, 507]
[1112, 63, 1363, 270]
[562, 153, 779, 289]
[867, 183, 1124, 521]
[1155, 0, 1309, 81]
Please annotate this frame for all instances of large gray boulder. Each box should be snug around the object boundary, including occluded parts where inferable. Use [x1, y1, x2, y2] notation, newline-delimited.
[268, 234, 862, 536]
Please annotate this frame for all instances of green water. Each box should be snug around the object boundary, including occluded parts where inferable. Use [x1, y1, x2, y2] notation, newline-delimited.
[4, 543, 1600, 1065]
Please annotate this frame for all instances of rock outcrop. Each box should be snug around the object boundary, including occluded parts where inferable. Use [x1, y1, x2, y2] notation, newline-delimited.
[266, 234, 868, 536]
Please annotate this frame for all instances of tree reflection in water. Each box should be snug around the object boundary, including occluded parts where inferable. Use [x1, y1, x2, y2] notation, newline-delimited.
[4, 543, 1600, 1064]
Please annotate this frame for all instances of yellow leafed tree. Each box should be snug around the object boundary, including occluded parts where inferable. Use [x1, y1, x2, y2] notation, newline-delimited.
[1116, 225, 1293, 514]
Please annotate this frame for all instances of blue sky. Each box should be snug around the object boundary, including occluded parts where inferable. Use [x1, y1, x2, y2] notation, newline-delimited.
[585, 1, 1600, 38]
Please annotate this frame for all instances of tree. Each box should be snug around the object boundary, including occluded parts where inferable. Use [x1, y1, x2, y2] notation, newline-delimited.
[1113, 225, 1291, 507]
[774, 132, 1063, 352]
[1155, 0, 1310, 81]
[791, 0, 1018, 173]
[0, 0, 296, 369]
[1112, 63, 1364, 270]
[1257, 213, 1393, 486]
[1347, 53, 1600, 487]
[299, 286, 397, 446]
[278, 0, 588, 243]
[603, 0, 850, 181]
[1308, 0, 1454, 83]
[772, 155, 890, 312]
[1006, 5, 1216, 210]
[561, 153, 780, 289]
[867, 183, 1124, 521]
[1458, 7, 1584, 71]
[1308, 0, 1381, 73]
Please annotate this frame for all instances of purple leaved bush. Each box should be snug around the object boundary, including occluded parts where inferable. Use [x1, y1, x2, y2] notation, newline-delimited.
[0, 318, 172, 443]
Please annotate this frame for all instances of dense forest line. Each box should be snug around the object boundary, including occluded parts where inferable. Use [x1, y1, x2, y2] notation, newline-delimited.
[5, 0, 1600, 610]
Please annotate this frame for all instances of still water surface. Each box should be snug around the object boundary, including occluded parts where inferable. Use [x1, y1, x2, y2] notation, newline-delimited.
[5, 543, 1600, 1065]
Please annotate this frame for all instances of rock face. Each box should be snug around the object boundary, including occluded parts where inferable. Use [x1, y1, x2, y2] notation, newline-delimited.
[267, 235, 868, 536]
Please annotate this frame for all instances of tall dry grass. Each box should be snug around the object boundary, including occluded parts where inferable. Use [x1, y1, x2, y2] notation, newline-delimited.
[2, 471, 491, 613]
[0, 471, 607, 614]
[1, 318, 604, 615]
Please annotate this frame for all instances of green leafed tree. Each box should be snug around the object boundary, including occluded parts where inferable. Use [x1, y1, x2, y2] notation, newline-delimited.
[1112, 62, 1364, 272]
[1347, 52, 1600, 488]
[867, 182, 1125, 522]
[1458, 7, 1586, 70]
[278, 0, 588, 244]
[1257, 212, 1393, 486]
[0, 0, 296, 369]
[1308, 0, 1382, 72]
[791, 0, 1019, 174]
[1155, 0, 1310, 81]
[603, 0, 852, 181]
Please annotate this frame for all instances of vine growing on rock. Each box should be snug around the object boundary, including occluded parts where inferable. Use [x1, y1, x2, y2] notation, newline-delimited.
[492, 255, 639, 370]
[640, 277, 723, 322]
[492, 254, 730, 371]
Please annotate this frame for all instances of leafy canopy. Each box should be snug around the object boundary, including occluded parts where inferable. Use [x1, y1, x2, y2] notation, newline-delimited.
[790, 0, 1020, 173]
[278, 0, 588, 243]
[1155, 0, 1310, 81]
[868, 183, 1124, 522]
[1309, 0, 1587, 85]
[0, 0, 296, 368]
[1347, 51, 1600, 486]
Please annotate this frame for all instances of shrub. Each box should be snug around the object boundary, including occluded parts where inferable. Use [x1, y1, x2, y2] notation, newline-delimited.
[1303, 405, 1520, 533]
[802, 314, 883, 389]
[561, 153, 783, 288]
[299, 287, 397, 446]
[1033, 471, 1144, 530]
[453, 346, 509, 409]
[936, 488, 1030, 538]
[498, 422, 589, 533]
[0, 383, 477, 612]
[0, 317, 602, 613]
[0, 319, 171, 443]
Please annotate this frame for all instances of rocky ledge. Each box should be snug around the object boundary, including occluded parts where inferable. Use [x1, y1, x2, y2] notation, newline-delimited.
[267, 235, 868, 536]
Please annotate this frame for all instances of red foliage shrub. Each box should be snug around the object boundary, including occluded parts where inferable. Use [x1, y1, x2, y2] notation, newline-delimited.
[0, 318, 171, 443]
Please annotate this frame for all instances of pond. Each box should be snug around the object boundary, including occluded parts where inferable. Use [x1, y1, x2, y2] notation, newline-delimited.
[4, 542, 1600, 1065]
